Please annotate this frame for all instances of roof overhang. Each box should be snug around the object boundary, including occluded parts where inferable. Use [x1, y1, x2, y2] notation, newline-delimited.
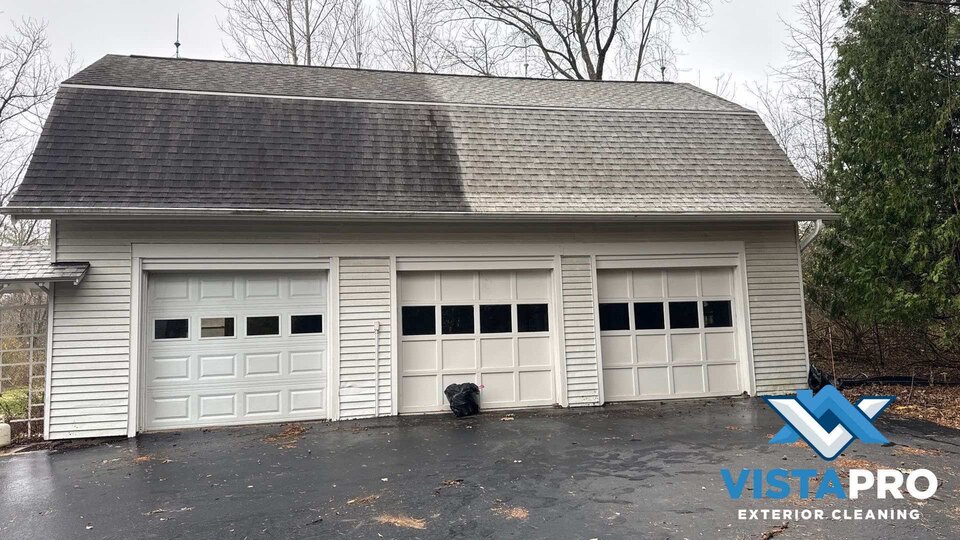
[0, 261, 90, 294]
[1, 206, 840, 222]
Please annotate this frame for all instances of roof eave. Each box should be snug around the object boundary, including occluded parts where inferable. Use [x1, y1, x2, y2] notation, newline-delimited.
[0, 264, 90, 286]
[2, 206, 840, 222]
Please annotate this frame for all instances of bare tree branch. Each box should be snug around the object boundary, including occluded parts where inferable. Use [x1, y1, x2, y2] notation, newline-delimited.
[377, 0, 448, 72]
[1, 18, 69, 246]
[219, 0, 363, 67]
[454, 0, 712, 80]
[775, 0, 843, 187]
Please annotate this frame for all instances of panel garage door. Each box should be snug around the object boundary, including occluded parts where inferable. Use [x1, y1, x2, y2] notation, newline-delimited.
[598, 267, 744, 400]
[143, 271, 328, 430]
[398, 270, 556, 413]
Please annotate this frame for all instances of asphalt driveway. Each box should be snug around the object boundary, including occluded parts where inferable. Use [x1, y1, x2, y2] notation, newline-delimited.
[2, 398, 959, 539]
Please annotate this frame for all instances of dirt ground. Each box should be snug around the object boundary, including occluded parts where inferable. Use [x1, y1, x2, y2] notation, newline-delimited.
[843, 384, 960, 431]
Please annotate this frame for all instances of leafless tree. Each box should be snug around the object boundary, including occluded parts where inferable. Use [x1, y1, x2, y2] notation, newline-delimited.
[0, 19, 69, 247]
[439, 18, 520, 76]
[377, 0, 449, 72]
[220, 0, 367, 66]
[338, 0, 378, 68]
[455, 0, 713, 81]
[747, 78, 801, 157]
[776, 0, 842, 186]
[711, 72, 736, 100]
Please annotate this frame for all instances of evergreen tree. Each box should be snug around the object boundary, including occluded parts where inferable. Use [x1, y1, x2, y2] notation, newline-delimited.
[809, 0, 960, 337]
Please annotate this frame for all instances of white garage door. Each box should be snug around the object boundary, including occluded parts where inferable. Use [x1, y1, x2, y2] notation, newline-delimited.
[143, 271, 328, 430]
[398, 270, 556, 413]
[598, 267, 744, 400]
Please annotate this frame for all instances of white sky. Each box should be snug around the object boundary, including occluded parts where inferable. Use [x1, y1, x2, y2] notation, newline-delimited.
[0, 0, 800, 108]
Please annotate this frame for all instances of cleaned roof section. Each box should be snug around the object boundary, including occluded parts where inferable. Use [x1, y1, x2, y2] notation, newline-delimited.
[4, 55, 835, 220]
[0, 246, 89, 285]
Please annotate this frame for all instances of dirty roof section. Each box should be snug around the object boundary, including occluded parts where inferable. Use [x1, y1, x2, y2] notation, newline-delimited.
[0, 246, 89, 284]
[3, 55, 835, 220]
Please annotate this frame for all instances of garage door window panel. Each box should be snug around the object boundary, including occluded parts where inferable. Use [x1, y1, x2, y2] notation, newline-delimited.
[480, 304, 512, 334]
[200, 317, 235, 339]
[668, 302, 700, 329]
[633, 302, 665, 330]
[246, 315, 280, 337]
[291, 314, 323, 334]
[441, 305, 475, 334]
[599, 303, 630, 331]
[155, 318, 189, 340]
[402, 306, 436, 336]
[517, 304, 549, 333]
[703, 301, 733, 328]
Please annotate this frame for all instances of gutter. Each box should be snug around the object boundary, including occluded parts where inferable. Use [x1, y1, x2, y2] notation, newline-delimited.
[799, 219, 825, 251]
[1, 206, 842, 223]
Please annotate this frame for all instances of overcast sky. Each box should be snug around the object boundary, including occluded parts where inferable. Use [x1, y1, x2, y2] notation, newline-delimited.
[1, 0, 800, 107]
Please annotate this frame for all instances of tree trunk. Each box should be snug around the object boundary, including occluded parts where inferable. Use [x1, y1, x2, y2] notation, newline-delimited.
[286, 0, 299, 65]
[304, 0, 312, 66]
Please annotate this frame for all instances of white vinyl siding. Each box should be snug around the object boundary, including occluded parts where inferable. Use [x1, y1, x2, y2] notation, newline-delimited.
[337, 257, 392, 420]
[49, 242, 133, 439]
[560, 256, 601, 406]
[744, 231, 809, 394]
[46, 220, 809, 440]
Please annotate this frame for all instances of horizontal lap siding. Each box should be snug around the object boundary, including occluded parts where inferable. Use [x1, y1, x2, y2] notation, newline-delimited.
[338, 257, 392, 419]
[561, 256, 600, 406]
[49, 242, 133, 438]
[744, 227, 808, 394]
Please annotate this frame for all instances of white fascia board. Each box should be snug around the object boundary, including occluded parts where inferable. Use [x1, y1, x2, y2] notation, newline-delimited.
[2, 206, 840, 222]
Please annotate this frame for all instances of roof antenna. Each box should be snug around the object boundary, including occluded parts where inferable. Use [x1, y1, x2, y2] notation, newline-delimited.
[174, 14, 181, 59]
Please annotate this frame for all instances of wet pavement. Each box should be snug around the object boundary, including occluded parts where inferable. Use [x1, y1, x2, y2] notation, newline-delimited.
[1, 397, 959, 539]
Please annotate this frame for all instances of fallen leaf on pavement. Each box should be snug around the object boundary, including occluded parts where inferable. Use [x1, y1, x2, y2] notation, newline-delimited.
[375, 514, 426, 529]
[347, 495, 380, 505]
[759, 522, 788, 540]
[492, 504, 529, 520]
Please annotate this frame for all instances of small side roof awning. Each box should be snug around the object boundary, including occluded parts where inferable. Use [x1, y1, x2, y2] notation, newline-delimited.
[0, 246, 89, 292]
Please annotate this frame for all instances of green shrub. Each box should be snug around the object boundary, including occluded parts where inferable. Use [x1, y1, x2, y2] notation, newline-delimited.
[0, 387, 29, 422]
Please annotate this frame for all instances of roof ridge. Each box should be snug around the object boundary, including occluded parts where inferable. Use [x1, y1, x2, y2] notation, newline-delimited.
[58, 82, 760, 115]
[676, 82, 749, 112]
[118, 54, 680, 86]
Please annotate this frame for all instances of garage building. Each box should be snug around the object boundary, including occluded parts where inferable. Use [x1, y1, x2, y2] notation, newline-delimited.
[0, 55, 835, 439]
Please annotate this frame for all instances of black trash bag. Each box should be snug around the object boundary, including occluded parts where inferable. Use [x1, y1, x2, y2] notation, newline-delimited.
[808, 364, 837, 392]
[444, 383, 481, 417]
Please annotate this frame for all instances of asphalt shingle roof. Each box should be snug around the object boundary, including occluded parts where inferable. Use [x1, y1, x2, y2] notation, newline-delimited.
[0, 246, 89, 284]
[3, 55, 834, 219]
